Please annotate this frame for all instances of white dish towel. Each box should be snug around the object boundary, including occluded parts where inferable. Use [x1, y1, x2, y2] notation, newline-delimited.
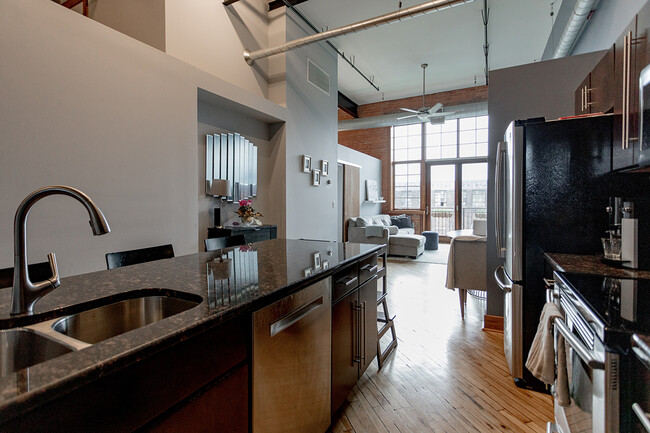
[526, 302, 563, 384]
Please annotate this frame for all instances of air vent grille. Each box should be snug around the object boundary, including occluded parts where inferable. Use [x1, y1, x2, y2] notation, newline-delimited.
[307, 58, 330, 95]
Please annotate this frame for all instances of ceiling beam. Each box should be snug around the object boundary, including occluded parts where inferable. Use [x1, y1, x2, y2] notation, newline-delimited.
[269, 0, 309, 12]
[338, 92, 359, 118]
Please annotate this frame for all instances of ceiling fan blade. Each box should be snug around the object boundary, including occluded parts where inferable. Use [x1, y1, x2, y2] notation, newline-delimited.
[399, 108, 420, 114]
[427, 103, 443, 114]
[397, 114, 417, 120]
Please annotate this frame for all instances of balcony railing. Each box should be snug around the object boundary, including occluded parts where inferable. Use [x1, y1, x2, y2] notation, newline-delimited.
[429, 207, 486, 234]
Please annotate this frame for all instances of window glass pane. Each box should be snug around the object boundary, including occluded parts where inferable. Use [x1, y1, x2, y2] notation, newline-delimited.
[476, 115, 489, 129]
[408, 147, 421, 160]
[459, 130, 475, 144]
[476, 129, 488, 143]
[407, 135, 421, 149]
[394, 136, 408, 149]
[394, 149, 408, 161]
[426, 123, 441, 134]
[426, 145, 441, 160]
[461, 162, 488, 229]
[459, 143, 475, 158]
[459, 117, 475, 130]
[441, 119, 457, 133]
[441, 132, 457, 146]
[394, 164, 407, 175]
[394, 125, 408, 137]
[476, 142, 488, 156]
[441, 145, 456, 159]
[407, 124, 421, 135]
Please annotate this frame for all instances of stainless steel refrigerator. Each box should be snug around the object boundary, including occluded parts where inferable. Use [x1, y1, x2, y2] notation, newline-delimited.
[494, 115, 613, 391]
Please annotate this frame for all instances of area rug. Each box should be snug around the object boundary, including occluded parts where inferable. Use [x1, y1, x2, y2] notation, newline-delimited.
[387, 243, 449, 265]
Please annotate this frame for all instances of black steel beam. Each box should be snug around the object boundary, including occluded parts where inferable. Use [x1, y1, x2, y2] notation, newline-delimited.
[269, 0, 309, 11]
[338, 92, 359, 118]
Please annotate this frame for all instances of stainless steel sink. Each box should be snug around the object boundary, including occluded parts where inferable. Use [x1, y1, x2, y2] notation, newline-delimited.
[52, 295, 200, 344]
[0, 328, 74, 377]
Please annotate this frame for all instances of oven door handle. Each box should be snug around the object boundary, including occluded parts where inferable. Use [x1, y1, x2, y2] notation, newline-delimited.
[633, 403, 650, 432]
[554, 317, 605, 370]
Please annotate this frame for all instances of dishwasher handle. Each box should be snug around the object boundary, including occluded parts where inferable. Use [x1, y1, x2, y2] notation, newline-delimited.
[270, 296, 324, 337]
[554, 317, 604, 370]
[633, 403, 650, 432]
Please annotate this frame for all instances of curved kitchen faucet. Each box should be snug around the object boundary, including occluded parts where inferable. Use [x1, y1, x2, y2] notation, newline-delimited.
[12, 186, 110, 315]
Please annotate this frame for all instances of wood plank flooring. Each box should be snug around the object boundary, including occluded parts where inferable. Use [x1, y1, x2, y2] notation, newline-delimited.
[331, 260, 553, 433]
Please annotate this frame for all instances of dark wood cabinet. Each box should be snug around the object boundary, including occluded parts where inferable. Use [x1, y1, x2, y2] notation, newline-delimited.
[207, 224, 277, 244]
[145, 364, 248, 433]
[575, 47, 615, 116]
[331, 255, 378, 414]
[2, 317, 249, 433]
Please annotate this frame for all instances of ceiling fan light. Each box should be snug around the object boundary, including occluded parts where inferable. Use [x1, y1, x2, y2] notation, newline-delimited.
[429, 117, 445, 125]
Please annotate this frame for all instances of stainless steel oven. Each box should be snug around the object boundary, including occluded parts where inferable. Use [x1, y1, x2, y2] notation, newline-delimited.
[549, 273, 619, 433]
[548, 272, 650, 433]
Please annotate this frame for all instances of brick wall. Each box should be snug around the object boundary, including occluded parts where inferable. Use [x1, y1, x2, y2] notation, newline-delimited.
[338, 85, 487, 231]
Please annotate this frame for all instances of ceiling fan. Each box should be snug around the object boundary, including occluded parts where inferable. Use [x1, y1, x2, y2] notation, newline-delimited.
[398, 63, 451, 122]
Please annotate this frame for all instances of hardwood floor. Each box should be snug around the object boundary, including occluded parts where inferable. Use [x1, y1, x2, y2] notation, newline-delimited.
[331, 260, 553, 433]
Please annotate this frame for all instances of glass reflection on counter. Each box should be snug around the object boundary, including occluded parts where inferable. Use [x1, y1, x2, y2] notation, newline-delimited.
[207, 247, 259, 309]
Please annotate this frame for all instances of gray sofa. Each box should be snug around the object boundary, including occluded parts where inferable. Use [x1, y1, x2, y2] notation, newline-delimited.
[347, 214, 425, 258]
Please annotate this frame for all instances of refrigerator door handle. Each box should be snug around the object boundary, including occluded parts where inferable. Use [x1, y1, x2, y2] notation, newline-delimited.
[494, 265, 512, 293]
[495, 141, 507, 258]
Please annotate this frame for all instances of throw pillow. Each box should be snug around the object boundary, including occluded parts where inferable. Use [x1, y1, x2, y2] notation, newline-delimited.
[356, 216, 373, 227]
[390, 214, 413, 229]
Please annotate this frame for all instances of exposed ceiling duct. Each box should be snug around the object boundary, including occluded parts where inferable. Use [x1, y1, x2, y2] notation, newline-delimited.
[552, 0, 599, 59]
[338, 102, 487, 131]
[244, 0, 474, 65]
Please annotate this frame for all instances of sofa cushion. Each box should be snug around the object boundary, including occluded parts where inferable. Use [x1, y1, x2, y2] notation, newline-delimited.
[388, 225, 399, 235]
[390, 234, 425, 247]
[374, 215, 391, 226]
[390, 214, 413, 229]
[355, 216, 373, 227]
[365, 226, 385, 238]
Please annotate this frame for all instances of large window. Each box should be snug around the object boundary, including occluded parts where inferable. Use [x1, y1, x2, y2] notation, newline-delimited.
[391, 115, 488, 210]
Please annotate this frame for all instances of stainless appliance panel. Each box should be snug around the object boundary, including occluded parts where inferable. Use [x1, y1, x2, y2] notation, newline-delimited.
[495, 265, 523, 380]
[252, 278, 331, 433]
[504, 122, 524, 282]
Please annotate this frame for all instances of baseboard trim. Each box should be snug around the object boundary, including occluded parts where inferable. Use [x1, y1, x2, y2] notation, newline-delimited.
[483, 314, 504, 332]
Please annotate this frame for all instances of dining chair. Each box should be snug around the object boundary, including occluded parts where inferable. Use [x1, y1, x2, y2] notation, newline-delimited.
[105, 244, 175, 270]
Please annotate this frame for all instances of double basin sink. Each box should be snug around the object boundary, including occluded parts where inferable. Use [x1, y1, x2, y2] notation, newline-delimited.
[0, 293, 201, 378]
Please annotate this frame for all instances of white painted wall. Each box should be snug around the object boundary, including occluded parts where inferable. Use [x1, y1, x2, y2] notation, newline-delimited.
[165, 0, 270, 99]
[337, 145, 383, 216]
[0, 0, 286, 276]
[86, 0, 166, 51]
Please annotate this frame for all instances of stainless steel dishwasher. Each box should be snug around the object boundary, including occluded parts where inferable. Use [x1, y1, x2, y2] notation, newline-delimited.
[252, 277, 331, 433]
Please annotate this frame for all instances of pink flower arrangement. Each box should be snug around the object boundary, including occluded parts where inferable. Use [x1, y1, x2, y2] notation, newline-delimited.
[236, 199, 263, 225]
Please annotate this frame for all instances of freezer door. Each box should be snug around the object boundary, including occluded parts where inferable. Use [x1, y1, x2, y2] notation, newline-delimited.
[505, 122, 524, 282]
[495, 265, 523, 380]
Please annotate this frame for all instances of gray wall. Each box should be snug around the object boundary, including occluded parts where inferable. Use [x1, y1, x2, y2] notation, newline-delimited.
[337, 145, 383, 216]
[281, 15, 339, 241]
[0, 0, 286, 276]
[485, 50, 606, 316]
[542, 0, 647, 60]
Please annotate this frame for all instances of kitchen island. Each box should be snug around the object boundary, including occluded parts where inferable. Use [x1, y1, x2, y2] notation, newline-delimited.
[0, 239, 383, 432]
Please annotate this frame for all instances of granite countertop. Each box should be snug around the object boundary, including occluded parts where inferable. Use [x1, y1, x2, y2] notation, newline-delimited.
[544, 252, 650, 279]
[0, 239, 382, 419]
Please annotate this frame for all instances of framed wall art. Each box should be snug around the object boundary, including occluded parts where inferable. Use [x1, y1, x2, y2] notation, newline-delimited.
[302, 155, 312, 173]
[312, 169, 321, 186]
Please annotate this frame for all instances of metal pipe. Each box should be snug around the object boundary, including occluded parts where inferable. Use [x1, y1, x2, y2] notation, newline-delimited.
[279, 0, 379, 91]
[552, 0, 599, 59]
[245, 0, 474, 64]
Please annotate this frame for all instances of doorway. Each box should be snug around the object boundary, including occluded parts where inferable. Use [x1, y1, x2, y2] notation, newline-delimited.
[426, 161, 487, 239]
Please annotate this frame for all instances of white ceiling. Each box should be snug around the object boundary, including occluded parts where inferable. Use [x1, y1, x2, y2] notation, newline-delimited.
[294, 0, 562, 106]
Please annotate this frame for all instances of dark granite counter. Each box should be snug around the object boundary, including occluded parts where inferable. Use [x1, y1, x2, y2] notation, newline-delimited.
[0, 239, 382, 420]
[544, 253, 650, 279]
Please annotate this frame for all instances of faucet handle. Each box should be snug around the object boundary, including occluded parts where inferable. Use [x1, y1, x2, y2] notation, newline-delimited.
[46, 252, 61, 289]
